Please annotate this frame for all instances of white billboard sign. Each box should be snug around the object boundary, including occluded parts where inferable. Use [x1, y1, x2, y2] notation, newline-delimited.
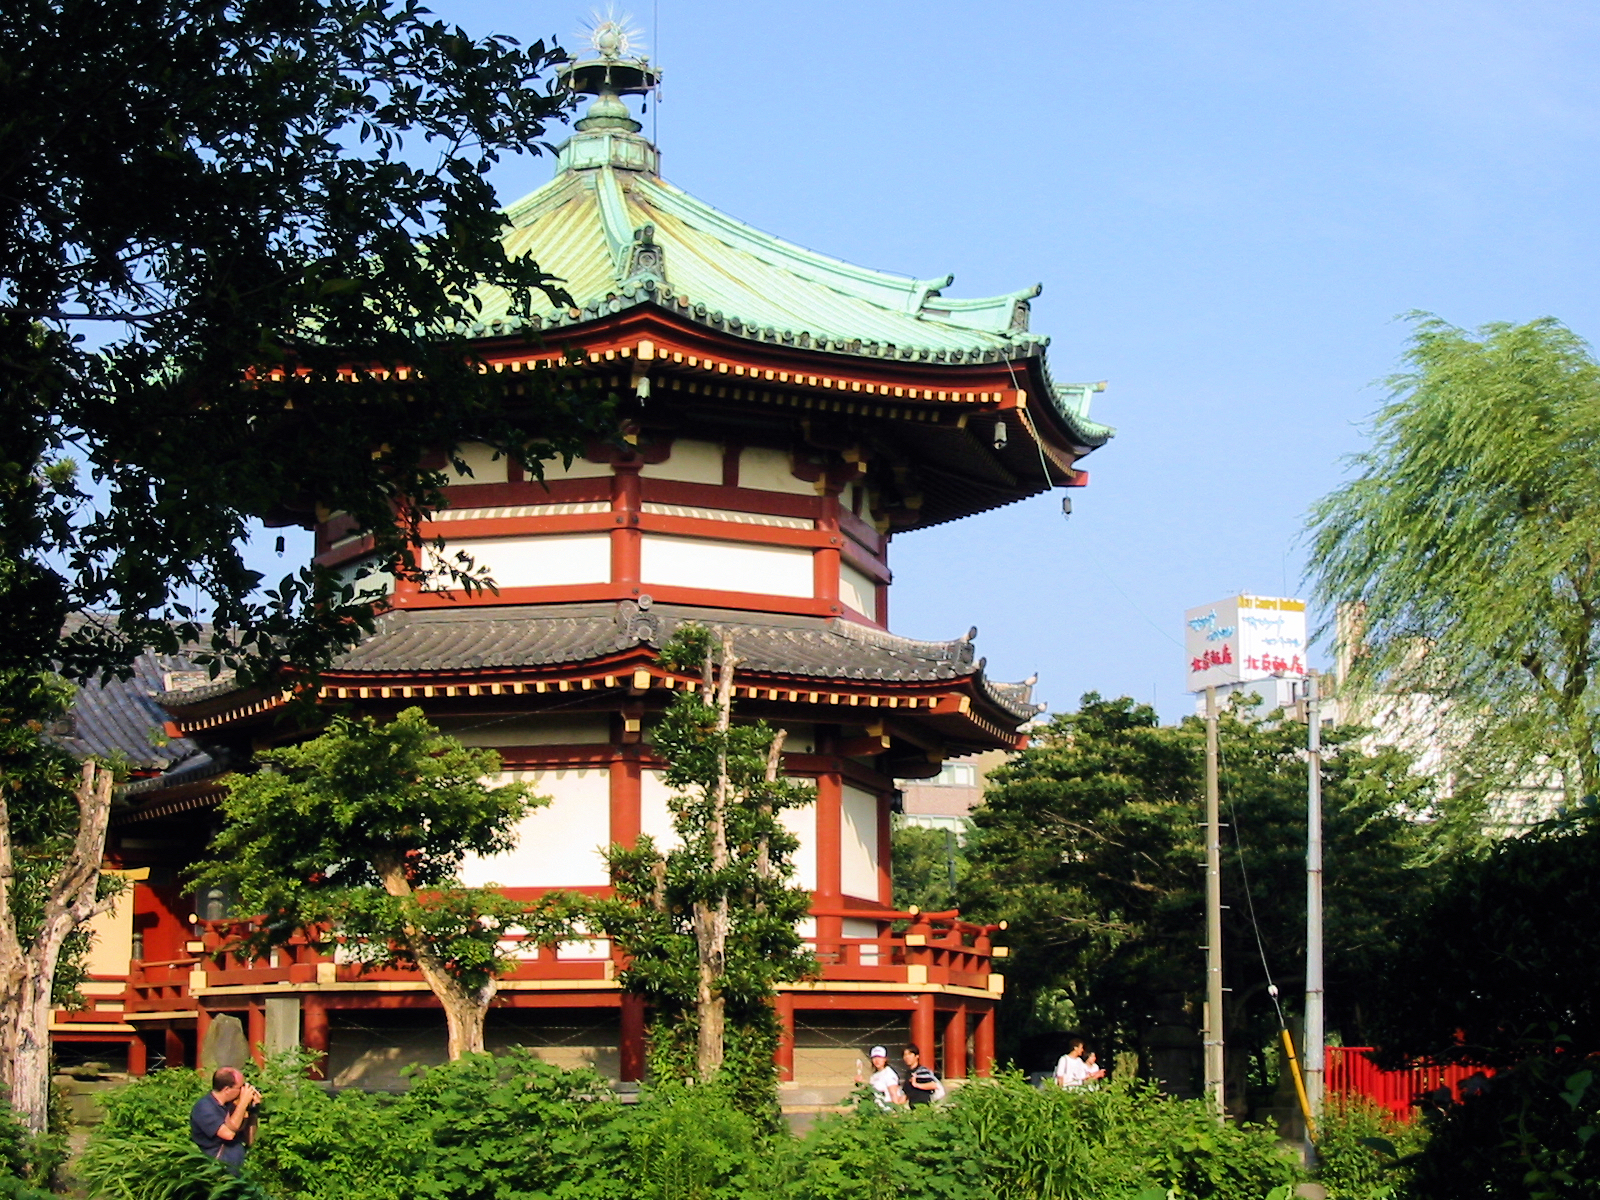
[1185, 595, 1307, 693]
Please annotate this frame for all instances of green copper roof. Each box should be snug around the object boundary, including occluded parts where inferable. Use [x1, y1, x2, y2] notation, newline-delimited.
[466, 116, 1112, 447]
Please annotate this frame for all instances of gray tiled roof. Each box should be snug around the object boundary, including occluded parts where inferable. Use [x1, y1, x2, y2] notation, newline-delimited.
[55, 648, 210, 774]
[165, 601, 1036, 722]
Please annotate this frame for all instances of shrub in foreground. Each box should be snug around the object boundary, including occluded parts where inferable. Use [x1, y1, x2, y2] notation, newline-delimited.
[86, 1057, 1302, 1200]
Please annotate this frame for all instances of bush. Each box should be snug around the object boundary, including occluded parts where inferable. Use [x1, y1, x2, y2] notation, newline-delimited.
[1406, 1046, 1600, 1199]
[86, 1057, 1305, 1200]
[1313, 1097, 1427, 1200]
[765, 1075, 1301, 1200]
[0, 1092, 61, 1197]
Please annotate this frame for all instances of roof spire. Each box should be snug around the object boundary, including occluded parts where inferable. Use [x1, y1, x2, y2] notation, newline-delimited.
[556, 10, 662, 174]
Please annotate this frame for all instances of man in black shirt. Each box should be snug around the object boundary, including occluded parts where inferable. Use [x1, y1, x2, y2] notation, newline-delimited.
[901, 1044, 942, 1106]
[190, 1067, 259, 1175]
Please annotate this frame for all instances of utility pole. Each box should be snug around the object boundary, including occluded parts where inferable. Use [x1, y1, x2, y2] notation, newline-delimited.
[1204, 685, 1225, 1119]
[1304, 672, 1325, 1153]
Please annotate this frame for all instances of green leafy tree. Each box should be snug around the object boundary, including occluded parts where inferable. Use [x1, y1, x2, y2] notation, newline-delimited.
[1, 0, 608, 687]
[0, 672, 121, 1133]
[890, 821, 966, 913]
[1366, 804, 1600, 1068]
[585, 626, 814, 1114]
[961, 694, 1435, 1095]
[1307, 314, 1600, 803]
[196, 707, 563, 1058]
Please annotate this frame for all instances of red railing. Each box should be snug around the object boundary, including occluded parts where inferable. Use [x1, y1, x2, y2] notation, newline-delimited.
[1327, 1046, 1493, 1120]
[122, 908, 997, 1012]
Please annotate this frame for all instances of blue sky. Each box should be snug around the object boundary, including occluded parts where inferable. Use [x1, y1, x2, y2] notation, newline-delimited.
[372, 0, 1600, 719]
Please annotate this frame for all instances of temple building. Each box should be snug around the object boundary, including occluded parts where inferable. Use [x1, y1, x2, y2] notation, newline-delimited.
[57, 28, 1112, 1093]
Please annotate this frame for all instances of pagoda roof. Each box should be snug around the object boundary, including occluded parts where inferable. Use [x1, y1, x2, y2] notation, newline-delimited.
[159, 601, 1040, 725]
[462, 136, 1111, 449]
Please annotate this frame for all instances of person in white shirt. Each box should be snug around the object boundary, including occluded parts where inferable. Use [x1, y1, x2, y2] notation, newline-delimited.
[1055, 1038, 1100, 1088]
[863, 1045, 905, 1108]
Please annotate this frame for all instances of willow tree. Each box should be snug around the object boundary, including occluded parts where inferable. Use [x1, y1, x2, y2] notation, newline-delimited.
[197, 708, 560, 1059]
[1307, 315, 1600, 804]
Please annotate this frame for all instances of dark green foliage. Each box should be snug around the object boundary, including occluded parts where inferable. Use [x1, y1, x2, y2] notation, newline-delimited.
[0, 1094, 52, 1196]
[961, 695, 1436, 1071]
[88, 1058, 1303, 1200]
[890, 822, 966, 913]
[194, 709, 556, 1020]
[1312, 1097, 1427, 1200]
[1307, 314, 1600, 801]
[765, 1075, 1298, 1200]
[0, 671, 123, 1007]
[1400, 1043, 1600, 1200]
[78, 1137, 275, 1200]
[1, 0, 610, 687]
[1367, 807, 1600, 1067]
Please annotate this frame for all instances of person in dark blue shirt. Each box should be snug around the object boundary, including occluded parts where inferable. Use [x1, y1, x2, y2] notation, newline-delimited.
[901, 1044, 943, 1106]
[189, 1067, 259, 1175]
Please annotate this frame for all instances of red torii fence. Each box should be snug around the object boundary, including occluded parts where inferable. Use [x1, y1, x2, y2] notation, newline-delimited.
[1327, 1046, 1493, 1120]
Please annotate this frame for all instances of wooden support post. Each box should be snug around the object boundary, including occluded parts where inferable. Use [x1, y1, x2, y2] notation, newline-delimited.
[944, 1003, 968, 1080]
[302, 997, 329, 1081]
[911, 993, 936, 1064]
[247, 1003, 266, 1067]
[619, 994, 646, 1083]
[611, 462, 641, 586]
[774, 993, 796, 1082]
[163, 1026, 186, 1069]
[609, 754, 642, 849]
[973, 1006, 996, 1078]
[127, 1033, 148, 1077]
[815, 768, 844, 952]
[815, 489, 842, 615]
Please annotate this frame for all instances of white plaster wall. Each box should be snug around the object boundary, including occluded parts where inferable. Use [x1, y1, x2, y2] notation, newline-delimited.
[461, 768, 611, 888]
[640, 438, 723, 485]
[440, 534, 610, 588]
[533, 455, 614, 480]
[84, 872, 137, 977]
[640, 769, 682, 852]
[739, 446, 813, 495]
[839, 563, 877, 618]
[840, 784, 881, 901]
[640, 534, 813, 597]
[781, 797, 818, 891]
[447, 442, 509, 484]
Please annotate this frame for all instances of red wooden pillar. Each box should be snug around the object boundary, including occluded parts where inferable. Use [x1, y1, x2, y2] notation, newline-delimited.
[302, 996, 329, 1081]
[127, 1033, 148, 1076]
[195, 1006, 212, 1059]
[247, 1003, 266, 1067]
[815, 490, 842, 616]
[619, 994, 646, 1083]
[611, 462, 641, 587]
[943, 1003, 968, 1080]
[163, 1026, 186, 1069]
[774, 993, 795, 1082]
[814, 769, 844, 952]
[911, 993, 936, 1063]
[609, 753, 642, 849]
[973, 1005, 996, 1078]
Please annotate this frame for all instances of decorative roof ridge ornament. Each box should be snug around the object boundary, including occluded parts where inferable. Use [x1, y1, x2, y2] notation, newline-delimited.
[555, 9, 662, 174]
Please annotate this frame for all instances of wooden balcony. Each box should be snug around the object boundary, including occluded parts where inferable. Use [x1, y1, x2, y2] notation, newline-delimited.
[122, 909, 1001, 1014]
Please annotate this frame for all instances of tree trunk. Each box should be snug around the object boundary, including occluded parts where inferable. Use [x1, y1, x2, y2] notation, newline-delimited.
[373, 859, 492, 1059]
[0, 762, 117, 1133]
[694, 633, 738, 1081]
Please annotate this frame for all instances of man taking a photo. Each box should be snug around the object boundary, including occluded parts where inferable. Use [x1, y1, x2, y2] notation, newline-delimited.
[190, 1066, 260, 1175]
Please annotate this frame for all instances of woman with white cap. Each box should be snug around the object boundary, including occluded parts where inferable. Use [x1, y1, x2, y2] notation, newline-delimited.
[864, 1045, 905, 1109]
